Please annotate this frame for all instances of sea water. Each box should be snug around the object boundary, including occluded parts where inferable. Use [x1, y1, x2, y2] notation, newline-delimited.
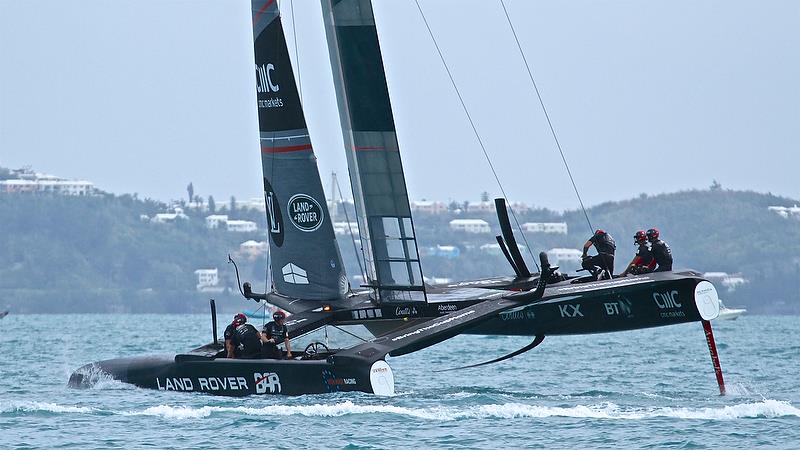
[1, 314, 798, 449]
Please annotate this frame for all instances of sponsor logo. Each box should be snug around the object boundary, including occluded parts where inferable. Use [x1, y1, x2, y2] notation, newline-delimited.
[256, 63, 280, 93]
[653, 290, 682, 309]
[263, 178, 283, 247]
[653, 290, 685, 318]
[500, 310, 524, 321]
[282, 263, 309, 285]
[256, 63, 283, 109]
[156, 376, 249, 392]
[326, 378, 357, 386]
[558, 304, 583, 318]
[254, 372, 281, 394]
[391, 310, 477, 342]
[288, 194, 324, 232]
[604, 302, 620, 316]
[395, 306, 419, 317]
[437, 304, 458, 313]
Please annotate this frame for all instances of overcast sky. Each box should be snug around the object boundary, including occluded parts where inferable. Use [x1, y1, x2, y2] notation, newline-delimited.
[1, 0, 797, 210]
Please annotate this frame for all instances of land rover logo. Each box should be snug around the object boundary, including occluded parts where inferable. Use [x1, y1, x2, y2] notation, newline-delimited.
[288, 194, 324, 232]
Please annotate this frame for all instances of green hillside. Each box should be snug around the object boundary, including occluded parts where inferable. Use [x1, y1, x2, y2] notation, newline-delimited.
[1, 185, 797, 314]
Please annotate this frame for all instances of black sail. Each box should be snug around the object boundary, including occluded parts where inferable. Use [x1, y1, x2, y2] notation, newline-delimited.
[252, 0, 346, 301]
[322, 0, 426, 303]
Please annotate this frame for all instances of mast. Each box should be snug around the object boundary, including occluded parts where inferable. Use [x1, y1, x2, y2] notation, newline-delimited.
[321, 0, 426, 304]
[251, 0, 347, 301]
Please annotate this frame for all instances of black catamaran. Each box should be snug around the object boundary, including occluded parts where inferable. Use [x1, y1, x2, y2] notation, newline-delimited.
[70, 0, 726, 396]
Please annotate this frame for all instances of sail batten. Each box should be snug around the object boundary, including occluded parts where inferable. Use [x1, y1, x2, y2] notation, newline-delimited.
[322, 0, 425, 303]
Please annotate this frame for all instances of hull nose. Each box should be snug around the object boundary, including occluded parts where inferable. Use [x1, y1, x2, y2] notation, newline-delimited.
[68, 363, 102, 388]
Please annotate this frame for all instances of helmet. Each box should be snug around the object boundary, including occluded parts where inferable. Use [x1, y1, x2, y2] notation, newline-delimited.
[594, 229, 606, 236]
[634, 230, 647, 244]
[646, 228, 660, 241]
[233, 313, 247, 326]
[273, 310, 286, 321]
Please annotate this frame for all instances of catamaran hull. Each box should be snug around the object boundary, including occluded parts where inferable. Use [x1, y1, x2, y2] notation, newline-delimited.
[467, 275, 719, 335]
[68, 355, 395, 397]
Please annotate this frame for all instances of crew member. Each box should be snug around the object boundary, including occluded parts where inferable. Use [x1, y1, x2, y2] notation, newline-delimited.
[646, 228, 673, 272]
[261, 310, 292, 359]
[581, 229, 616, 279]
[224, 313, 262, 359]
[621, 230, 656, 276]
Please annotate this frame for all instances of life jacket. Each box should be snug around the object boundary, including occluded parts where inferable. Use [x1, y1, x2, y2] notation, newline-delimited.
[592, 233, 616, 255]
[234, 323, 261, 357]
[651, 239, 673, 269]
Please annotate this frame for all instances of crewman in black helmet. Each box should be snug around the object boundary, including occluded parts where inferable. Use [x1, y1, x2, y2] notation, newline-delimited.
[224, 313, 263, 359]
[261, 310, 292, 359]
[647, 228, 673, 272]
[581, 229, 616, 279]
[621, 230, 656, 276]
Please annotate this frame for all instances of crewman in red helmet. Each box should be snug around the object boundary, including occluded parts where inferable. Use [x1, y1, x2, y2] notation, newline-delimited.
[621, 230, 656, 276]
[647, 228, 673, 272]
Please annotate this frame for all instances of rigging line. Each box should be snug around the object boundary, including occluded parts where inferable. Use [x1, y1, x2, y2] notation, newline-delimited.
[289, 0, 303, 103]
[499, 0, 594, 235]
[413, 0, 539, 272]
[335, 173, 367, 282]
[329, 324, 369, 342]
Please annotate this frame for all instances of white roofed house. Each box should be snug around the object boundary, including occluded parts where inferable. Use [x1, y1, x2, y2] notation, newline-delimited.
[205, 214, 228, 229]
[410, 200, 448, 214]
[194, 268, 224, 292]
[333, 221, 360, 236]
[151, 207, 188, 224]
[449, 219, 491, 234]
[547, 248, 584, 272]
[239, 240, 268, 259]
[227, 220, 258, 233]
[522, 222, 568, 234]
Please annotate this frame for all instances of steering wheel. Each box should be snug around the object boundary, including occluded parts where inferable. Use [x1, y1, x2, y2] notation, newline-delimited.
[303, 341, 330, 359]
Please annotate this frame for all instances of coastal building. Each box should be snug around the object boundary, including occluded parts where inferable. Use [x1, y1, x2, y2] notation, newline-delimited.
[151, 208, 188, 224]
[768, 205, 800, 219]
[194, 268, 224, 292]
[422, 245, 460, 259]
[333, 221, 360, 236]
[205, 215, 229, 229]
[449, 219, 491, 234]
[547, 248, 583, 263]
[522, 222, 568, 234]
[227, 220, 258, 233]
[480, 242, 525, 255]
[0, 168, 95, 196]
[239, 240, 268, 258]
[702, 272, 749, 292]
[411, 200, 448, 214]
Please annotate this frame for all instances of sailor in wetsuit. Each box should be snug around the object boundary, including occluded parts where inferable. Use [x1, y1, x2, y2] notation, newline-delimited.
[224, 313, 262, 359]
[646, 228, 673, 272]
[261, 310, 292, 359]
[621, 230, 656, 276]
[581, 229, 616, 279]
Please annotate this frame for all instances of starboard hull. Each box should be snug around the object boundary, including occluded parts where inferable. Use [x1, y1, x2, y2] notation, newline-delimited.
[466, 272, 719, 335]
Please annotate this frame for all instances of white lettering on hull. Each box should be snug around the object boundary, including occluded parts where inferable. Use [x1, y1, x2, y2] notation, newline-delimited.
[156, 376, 249, 392]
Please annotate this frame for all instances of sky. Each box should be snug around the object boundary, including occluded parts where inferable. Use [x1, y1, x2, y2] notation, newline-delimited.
[1, 0, 797, 211]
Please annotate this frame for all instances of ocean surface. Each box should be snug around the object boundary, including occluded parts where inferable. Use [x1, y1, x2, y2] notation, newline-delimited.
[1, 313, 798, 449]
